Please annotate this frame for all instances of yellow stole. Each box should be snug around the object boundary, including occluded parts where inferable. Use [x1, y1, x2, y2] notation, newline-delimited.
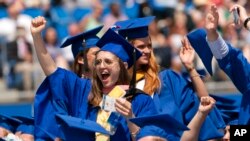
[96, 109, 111, 141]
[136, 71, 145, 82]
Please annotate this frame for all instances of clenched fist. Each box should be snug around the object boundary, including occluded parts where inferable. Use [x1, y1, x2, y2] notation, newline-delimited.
[30, 16, 46, 35]
[199, 96, 216, 115]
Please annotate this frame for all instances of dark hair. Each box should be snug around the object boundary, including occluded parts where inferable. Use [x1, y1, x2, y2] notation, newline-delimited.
[72, 48, 91, 77]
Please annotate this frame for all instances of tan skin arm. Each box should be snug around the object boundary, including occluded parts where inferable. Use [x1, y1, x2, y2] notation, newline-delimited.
[181, 96, 216, 141]
[180, 37, 216, 141]
[179, 37, 209, 98]
[30, 16, 57, 76]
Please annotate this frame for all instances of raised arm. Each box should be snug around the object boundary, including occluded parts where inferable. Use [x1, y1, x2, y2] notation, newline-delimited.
[205, 4, 220, 42]
[205, 5, 250, 94]
[181, 96, 216, 141]
[179, 37, 209, 98]
[30, 16, 57, 76]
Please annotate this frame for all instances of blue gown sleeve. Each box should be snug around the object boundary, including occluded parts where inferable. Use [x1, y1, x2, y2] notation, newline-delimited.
[132, 94, 171, 140]
[111, 93, 160, 141]
[217, 44, 250, 94]
[217, 44, 250, 124]
[132, 93, 158, 117]
[34, 68, 91, 139]
[157, 69, 225, 140]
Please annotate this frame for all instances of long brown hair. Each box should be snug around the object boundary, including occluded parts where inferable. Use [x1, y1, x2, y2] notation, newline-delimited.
[131, 37, 161, 95]
[72, 51, 84, 77]
[89, 51, 130, 106]
[72, 48, 91, 77]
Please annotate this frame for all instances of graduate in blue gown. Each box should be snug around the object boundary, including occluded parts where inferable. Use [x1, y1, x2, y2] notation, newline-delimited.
[31, 16, 167, 141]
[60, 25, 103, 78]
[31, 16, 102, 139]
[54, 28, 166, 141]
[114, 16, 225, 140]
[131, 92, 216, 141]
[187, 4, 250, 125]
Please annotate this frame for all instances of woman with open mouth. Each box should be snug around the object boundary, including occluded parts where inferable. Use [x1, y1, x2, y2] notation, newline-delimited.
[30, 16, 171, 141]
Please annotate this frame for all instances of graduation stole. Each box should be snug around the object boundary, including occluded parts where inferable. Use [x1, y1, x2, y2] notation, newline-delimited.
[96, 85, 128, 140]
[136, 71, 145, 82]
[96, 109, 111, 141]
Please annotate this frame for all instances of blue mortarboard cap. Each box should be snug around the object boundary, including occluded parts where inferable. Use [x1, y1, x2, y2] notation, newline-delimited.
[60, 25, 103, 58]
[14, 116, 34, 134]
[55, 114, 111, 140]
[187, 28, 213, 76]
[96, 28, 142, 68]
[0, 114, 21, 132]
[210, 94, 241, 125]
[114, 16, 155, 39]
[130, 114, 189, 137]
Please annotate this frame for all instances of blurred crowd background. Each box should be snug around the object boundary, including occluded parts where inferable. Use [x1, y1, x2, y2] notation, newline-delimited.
[0, 0, 247, 107]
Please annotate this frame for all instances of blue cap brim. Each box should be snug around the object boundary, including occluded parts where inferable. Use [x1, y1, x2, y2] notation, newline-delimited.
[0, 114, 22, 132]
[60, 25, 103, 58]
[187, 28, 213, 76]
[56, 114, 111, 135]
[129, 114, 189, 133]
[14, 116, 34, 134]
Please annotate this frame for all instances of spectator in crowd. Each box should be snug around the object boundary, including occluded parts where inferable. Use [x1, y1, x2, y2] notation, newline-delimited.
[103, 2, 128, 32]
[44, 26, 69, 69]
[60, 22, 81, 68]
[6, 25, 33, 90]
[79, 0, 103, 31]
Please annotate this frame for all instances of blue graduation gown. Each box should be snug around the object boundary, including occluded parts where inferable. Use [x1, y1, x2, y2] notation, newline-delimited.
[34, 68, 92, 139]
[216, 44, 250, 124]
[35, 68, 164, 140]
[154, 69, 225, 140]
[85, 93, 159, 141]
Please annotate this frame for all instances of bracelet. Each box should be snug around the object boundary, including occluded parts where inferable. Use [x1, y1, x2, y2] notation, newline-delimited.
[130, 128, 140, 137]
[186, 66, 195, 72]
[244, 17, 250, 29]
[190, 74, 200, 78]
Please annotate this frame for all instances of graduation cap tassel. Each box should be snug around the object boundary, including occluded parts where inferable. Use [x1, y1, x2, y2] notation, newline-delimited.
[81, 40, 90, 78]
[126, 48, 136, 101]
[83, 51, 90, 74]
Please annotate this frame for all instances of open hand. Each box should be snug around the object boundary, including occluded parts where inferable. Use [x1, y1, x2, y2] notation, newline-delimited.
[179, 37, 195, 71]
[205, 4, 219, 32]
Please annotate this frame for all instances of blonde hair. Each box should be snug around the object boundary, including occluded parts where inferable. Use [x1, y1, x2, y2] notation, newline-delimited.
[131, 37, 161, 95]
